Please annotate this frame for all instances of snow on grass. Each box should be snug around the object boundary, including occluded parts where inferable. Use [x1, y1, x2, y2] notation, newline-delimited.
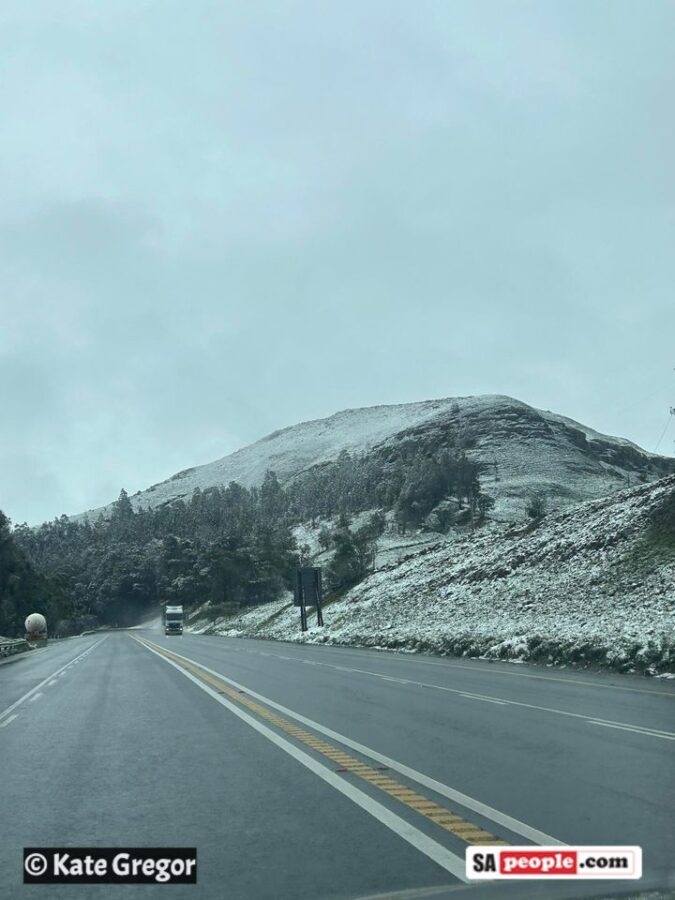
[190, 594, 294, 636]
[197, 476, 675, 674]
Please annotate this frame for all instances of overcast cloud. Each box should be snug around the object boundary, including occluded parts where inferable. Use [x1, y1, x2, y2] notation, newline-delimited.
[1, 0, 673, 525]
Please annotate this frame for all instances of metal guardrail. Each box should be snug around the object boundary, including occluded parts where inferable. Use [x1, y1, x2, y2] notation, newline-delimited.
[0, 638, 32, 658]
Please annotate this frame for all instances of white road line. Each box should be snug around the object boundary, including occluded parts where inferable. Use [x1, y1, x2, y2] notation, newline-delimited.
[47, 680, 57, 686]
[0, 714, 18, 728]
[134, 637, 562, 847]
[460, 694, 506, 706]
[272, 657, 673, 742]
[589, 721, 675, 741]
[28, 693, 43, 703]
[134, 638, 468, 881]
[250, 646, 674, 698]
[0, 637, 107, 724]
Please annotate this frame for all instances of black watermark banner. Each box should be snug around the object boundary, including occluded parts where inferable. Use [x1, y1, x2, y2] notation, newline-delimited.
[23, 848, 197, 884]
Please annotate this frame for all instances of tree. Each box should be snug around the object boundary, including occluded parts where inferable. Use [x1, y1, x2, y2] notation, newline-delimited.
[317, 526, 332, 551]
[111, 488, 133, 520]
[352, 514, 384, 573]
[326, 512, 386, 592]
[0, 510, 48, 636]
[395, 454, 446, 531]
[326, 527, 362, 592]
[526, 493, 546, 522]
[477, 492, 495, 521]
[259, 471, 287, 523]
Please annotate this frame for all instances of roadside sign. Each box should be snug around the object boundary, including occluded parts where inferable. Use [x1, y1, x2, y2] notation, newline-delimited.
[295, 567, 324, 630]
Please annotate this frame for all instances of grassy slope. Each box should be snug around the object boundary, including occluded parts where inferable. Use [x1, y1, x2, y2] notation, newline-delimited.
[190, 477, 675, 674]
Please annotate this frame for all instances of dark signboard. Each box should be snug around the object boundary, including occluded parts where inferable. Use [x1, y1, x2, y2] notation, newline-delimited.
[294, 567, 322, 607]
[294, 567, 324, 630]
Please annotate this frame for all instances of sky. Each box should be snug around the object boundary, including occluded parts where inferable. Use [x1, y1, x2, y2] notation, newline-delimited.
[1, 1, 673, 526]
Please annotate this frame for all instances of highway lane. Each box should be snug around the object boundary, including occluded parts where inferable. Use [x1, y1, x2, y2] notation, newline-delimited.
[1, 629, 673, 899]
[1, 632, 465, 900]
[0, 635, 107, 725]
[141, 630, 675, 881]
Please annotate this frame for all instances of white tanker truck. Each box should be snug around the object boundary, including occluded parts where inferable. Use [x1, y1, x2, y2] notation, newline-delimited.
[25, 613, 48, 645]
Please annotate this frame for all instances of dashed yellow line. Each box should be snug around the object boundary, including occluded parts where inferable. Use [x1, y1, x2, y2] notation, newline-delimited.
[132, 635, 507, 847]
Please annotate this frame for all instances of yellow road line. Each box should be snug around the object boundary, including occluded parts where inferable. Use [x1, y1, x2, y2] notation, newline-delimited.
[132, 635, 507, 847]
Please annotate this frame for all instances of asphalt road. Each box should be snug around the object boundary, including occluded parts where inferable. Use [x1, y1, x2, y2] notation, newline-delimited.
[1, 628, 674, 900]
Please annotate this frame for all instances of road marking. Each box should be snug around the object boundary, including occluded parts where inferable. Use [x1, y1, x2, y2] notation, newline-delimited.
[588, 721, 675, 741]
[409, 660, 675, 698]
[267, 657, 674, 742]
[459, 694, 506, 706]
[133, 635, 562, 847]
[0, 714, 18, 728]
[0, 637, 106, 724]
[28, 693, 43, 702]
[47, 680, 57, 686]
[244, 644, 674, 698]
[131, 636, 470, 880]
[181, 633, 675, 701]
[134, 635, 500, 846]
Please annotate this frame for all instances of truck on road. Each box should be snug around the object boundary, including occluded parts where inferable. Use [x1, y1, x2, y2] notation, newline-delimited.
[164, 605, 184, 636]
[25, 613, 48, 645]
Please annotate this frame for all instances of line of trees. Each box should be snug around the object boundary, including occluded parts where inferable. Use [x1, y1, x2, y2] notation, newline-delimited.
[5, 440, 496, 634]
[8, 477, 299, 637]
[286, 446, 493, 531]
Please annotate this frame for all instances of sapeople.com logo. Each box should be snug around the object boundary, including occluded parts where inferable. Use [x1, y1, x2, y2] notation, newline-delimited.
[23, 848, 197, 884]
[466, 846, 642, 880]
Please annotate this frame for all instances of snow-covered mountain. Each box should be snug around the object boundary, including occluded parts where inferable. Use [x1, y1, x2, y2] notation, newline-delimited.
[192, 474, 675, 674]
[82, 395, 673, 522]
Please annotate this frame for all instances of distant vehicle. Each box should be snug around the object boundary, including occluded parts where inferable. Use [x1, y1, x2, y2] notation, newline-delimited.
[164, 605, 184, 636]
[24, 613, 48, 644]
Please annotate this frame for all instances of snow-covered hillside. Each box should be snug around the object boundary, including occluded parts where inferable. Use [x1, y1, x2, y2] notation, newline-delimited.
[191, 475, 675, 674]
[80, 395, 674, 522]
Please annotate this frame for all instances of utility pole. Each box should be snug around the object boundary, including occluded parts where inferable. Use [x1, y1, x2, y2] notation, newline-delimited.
[653, 371, 675, 453]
